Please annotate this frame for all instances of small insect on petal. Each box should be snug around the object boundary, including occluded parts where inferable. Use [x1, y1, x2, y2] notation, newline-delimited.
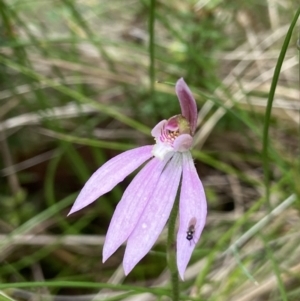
[186, 217, 197, 245]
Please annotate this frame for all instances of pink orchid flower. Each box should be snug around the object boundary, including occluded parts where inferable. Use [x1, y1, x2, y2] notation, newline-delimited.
[68, 78, 207, 280]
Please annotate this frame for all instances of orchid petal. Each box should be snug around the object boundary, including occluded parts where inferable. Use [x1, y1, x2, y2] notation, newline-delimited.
[103, 155, 171, 262]
[173, 134, 193, 152]
[166, 116, 180, 131]
[175, 78, 198, 135]
[151, 120, 167, 138]
[68, 146, 153, 215]
[123, 153, 182, 275]
[176, 152, 207, 280]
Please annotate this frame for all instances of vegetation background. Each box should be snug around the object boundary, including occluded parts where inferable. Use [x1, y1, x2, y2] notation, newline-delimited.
[0, 0, 299, 300]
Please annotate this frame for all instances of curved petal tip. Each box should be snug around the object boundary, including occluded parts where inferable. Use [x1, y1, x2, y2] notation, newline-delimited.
[175, 78, 198, 135]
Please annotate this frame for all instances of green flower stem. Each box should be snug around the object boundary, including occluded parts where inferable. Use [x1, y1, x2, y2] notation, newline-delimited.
[167, 197, 180, 301]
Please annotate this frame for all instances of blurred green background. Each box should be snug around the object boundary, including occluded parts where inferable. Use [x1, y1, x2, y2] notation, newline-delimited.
[0, 0, 299, 300]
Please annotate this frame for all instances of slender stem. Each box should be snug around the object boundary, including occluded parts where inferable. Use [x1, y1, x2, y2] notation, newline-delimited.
[0, 129, 23, 225]
[0, 130, 21, 196]
[149, 0, 155, 96]
[262, 8, 300, 206]
[167, 197, 179, 301]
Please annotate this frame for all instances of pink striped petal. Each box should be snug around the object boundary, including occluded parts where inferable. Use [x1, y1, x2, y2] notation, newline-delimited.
[68, 146, 153, 215]
[103, 156, 170, 262]
[123, 153, 183, 275]
[175, 78, 198, 135]
[151, 120, 167, 137]
[176, 151, 207, 280]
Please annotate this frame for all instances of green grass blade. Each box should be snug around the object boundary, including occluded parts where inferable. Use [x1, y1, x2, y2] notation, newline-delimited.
[262, 8, 300, 205]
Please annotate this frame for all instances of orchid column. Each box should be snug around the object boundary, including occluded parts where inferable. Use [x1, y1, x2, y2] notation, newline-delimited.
[69, 78, 207, 284]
